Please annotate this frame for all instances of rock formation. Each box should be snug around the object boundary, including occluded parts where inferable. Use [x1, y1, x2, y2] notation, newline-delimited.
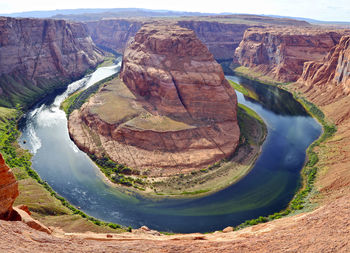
[174, 21, 250, 60]
[296, 35, 350, 105]
[234, 27, 347, 82]
[0, 153, 19, 220]
[86, 19, 143, 55]
[69, 23, 240, 176]
[85, 19, 250, 61]
[0, 17, 104, 107]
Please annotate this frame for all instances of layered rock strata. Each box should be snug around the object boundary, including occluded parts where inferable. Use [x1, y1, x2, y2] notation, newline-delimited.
[86, 19, 143, 55]
[85, 19, 250, 60]
[69, 23, 240, 176]
[0, 17, 104, 107]
[296, 35, 350, 105]
[0, 154, 19, 220]
[235, 27, 348, 82]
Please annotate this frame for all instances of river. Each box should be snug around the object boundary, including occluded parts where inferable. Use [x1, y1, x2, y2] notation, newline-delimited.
[19, 63, 321, 233]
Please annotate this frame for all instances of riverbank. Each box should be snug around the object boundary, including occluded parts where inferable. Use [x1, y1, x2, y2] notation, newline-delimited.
[225, 65, 336, 230]
[62, 76, 267, 198]
[94, 102, 267, 198]
[0, 106, 127, 233]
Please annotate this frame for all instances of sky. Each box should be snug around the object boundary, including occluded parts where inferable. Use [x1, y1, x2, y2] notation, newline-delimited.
[0, 0, 349, 22]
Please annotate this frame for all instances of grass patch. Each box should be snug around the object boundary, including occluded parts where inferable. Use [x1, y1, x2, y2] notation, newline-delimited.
[89, 154, 146, 188]
[62, 73, 119, 115]
[228, 80, 249, 96]
[234, 66, 289, 86]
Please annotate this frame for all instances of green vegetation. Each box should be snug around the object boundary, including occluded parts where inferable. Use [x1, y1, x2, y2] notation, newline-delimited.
[0, 106, 125, 232]
[228, 80, 249, 96]
[233, 66, 290, 86]
[97, 56, 118, 68]
[234, 90, 336, 231]
[61, 73, 119, 115]
[237, 104, 266, 146]
[0, 74, 74, 109]
[89, 154, 146, 189]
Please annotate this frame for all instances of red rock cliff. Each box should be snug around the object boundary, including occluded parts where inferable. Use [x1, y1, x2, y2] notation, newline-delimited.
[296, 35, 350, 105]
[0, 17, 104, 107]
[69, 23, 240, 175]
[234, 27, 346, 82]
[86, 19, 250, 60]
[86, 19, 143, 55]
[120, 23, 239, 123]
[0, 153, 18, 220]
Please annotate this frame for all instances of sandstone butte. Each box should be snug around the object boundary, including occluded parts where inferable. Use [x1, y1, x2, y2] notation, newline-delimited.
[234, 27, 350, 83]
[68, 23, 240, 176]
[0, 16, 104, 107]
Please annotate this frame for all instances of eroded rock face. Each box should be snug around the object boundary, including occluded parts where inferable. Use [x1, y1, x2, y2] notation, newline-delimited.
[0, 17, 104, 106]
[86, 19, 250, 60]
[296, 36, 350, 105]
[176, 21, 250, 60]
[86, 19, 143, 54]
[234, 27, 347, 82]
[69, 23, 240, 175]
[0, 153, 19, 220]
[120, 23, 238, 123]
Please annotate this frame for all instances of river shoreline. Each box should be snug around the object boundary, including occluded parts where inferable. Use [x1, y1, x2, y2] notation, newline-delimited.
[15, 64, 322, 233]
[90, 103, 267, 199]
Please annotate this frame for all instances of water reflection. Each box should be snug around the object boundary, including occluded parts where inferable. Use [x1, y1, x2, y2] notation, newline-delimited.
[18, 65, 321, 233]
[228, 75, 308, 116]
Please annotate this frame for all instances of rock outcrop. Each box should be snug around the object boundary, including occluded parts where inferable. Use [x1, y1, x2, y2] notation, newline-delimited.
[0, 154, 19, 220]
[176, 21, 250, 60]
[0, 17, 104, 107]
[234, 27, 347, 82]
[296, 35, 350, 105]
[85, 19, 250, 60]
[69, 23, 240, 176]
[86, 19, 143, 55]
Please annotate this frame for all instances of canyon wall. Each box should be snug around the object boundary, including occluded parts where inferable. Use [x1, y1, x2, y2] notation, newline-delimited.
[0, 17, 104, 107]
[176, 21, 250, 60]
[296, 35, 350, 105]
[0, 154, 18, 220]
[86, 19, 143, 54]
[235, 27, 346, 82]
[69, 23, 240, 175]
[85, 19, 250, 60]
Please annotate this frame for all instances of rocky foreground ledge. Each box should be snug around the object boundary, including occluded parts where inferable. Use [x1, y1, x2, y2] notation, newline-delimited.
[69, 23, 240, 177]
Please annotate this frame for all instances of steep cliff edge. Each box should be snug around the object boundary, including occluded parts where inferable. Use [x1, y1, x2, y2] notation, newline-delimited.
[69, 23, 240, 177]
[85, 19, 251, 61]
[86, 19, 142, 55]
[0, 17, 104, 107]
[0, 153, 18, 220]
[296, 35, 350, 106]
[234, 27, 347, 82]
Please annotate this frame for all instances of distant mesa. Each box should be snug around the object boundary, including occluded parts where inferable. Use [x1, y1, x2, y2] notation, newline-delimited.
[68, 23, 240, 176]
